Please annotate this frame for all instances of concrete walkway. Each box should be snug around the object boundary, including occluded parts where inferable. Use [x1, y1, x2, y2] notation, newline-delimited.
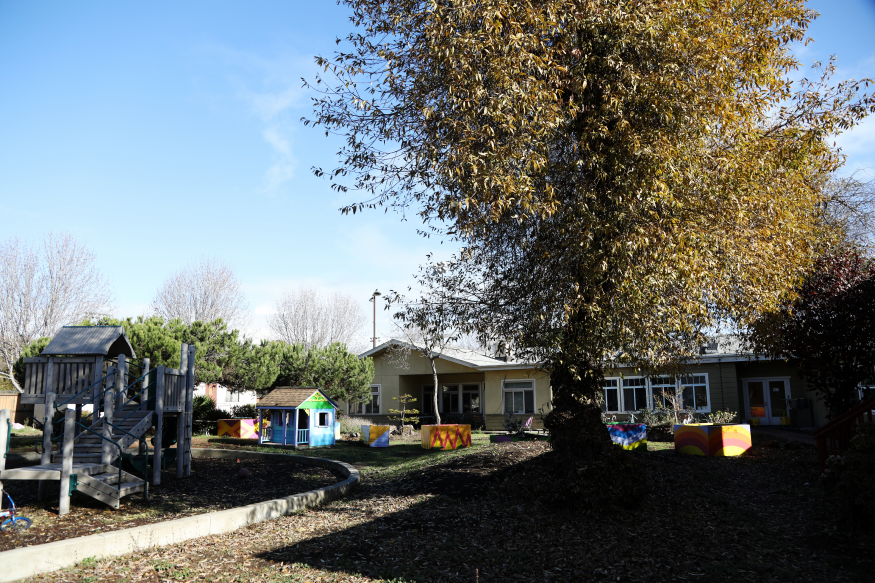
[752, 426, 817, 445]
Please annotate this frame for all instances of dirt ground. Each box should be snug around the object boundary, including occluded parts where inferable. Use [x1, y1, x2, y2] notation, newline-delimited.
[19, 437, 875, 583]
[0, 457, 341, 552]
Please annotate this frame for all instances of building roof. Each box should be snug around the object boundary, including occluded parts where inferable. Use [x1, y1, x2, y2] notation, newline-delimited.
[42, 326, 136, 358]
[256, 387, 339, 409]
[358, 339, 539, 371]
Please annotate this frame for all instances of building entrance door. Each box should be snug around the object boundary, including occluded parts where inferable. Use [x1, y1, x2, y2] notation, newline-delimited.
[743, 378, 790, 425]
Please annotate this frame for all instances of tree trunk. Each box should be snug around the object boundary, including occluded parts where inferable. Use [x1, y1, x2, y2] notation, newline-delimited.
[430, 357, 441, 425]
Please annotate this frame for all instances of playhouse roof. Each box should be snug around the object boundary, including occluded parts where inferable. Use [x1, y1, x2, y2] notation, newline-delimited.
[256, 387, 338, 409]
[42, 326, 136, 358]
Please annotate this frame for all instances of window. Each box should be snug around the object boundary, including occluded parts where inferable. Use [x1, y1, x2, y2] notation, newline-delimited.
[462, 384, 481, 413]
[650, 377, 677, 409]
[351, 385, 380, 414]
[317, 411, 330, 427]
[422, 386, 435, 415]
[225, 389, 240, 403]
[503, 380, 535, 414]
[680, 375, 710, 412]
[622, 378, 647, 411]
[442, 384, 459, 414]
[603, 378, 620, 412]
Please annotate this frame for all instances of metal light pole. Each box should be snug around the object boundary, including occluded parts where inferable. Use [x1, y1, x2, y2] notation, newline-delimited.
[369, 290, 381, 348]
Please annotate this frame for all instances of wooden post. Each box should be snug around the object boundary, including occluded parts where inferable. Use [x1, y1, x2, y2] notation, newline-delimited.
[293, 408, 298, 450]
[139, 358, 150, 456]
[184, 344, 195, 477]
[153, 366, 164, 486]
[0, 408, 8, 503]
[59, 409, 75, 516]
[282, 410, 288, 446]
[38, 391, 55, 501]
[102, 367, 115, 466]
[257, 408, 264, 444]
[117, 354, 127, 411]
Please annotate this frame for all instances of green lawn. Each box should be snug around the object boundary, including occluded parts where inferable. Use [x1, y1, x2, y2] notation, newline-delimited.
[189, 433, 495, 480]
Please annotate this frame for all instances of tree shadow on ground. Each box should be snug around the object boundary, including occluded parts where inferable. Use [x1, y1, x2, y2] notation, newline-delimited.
[255, 441, 875, 583]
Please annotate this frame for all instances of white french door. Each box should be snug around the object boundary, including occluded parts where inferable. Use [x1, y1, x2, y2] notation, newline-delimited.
[742, 378, 790, 425]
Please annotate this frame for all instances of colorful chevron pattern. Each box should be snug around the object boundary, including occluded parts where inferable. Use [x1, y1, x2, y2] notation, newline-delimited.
[362, 425, 390, 447]
[606, 423, 647, 450]
[217, 419, 259, 439]
[421, 424, 472, 450]
[673, 423, 751, 456]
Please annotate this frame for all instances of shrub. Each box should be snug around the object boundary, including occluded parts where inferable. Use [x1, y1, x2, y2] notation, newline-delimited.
[230, 403, 257, 418]
[192, 394, 231, 422]
[708, 410, 738, 424]
[339, 415, 371, 434]
[823, 422, 875, 527]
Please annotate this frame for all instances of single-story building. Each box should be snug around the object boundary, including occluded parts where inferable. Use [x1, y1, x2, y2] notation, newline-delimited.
[352, 337, 848, 430]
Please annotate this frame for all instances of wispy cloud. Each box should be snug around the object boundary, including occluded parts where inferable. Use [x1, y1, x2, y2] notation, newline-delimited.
[198, 42, 313, 194]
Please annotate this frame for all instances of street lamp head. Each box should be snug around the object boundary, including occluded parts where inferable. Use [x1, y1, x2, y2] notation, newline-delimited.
[372, 290, 381, 297]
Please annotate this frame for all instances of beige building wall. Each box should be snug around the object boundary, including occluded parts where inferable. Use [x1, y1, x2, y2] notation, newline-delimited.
[350, 349, 553, 430]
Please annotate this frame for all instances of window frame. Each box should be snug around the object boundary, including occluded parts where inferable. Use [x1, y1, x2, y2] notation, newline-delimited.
[621, 376, 647, 412]
[316, 411, 331, 428]
[602, 378, 621, 413]
[349, 384, 381, 415]
[461, 383, 482, 414]
[502, 379, 536, 415]
[679, 374, 712, 413]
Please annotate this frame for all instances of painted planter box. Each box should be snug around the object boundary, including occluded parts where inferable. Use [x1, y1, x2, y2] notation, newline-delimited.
[362, 425, 390, 447]
[605, 423, 647, 451]
[421, 424, 471, 450]
[673, 423, 752, 456]
[218, 418, 260, 439]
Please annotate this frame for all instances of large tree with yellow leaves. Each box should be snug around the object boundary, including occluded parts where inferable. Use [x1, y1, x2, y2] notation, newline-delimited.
[307, 0, 874, 460]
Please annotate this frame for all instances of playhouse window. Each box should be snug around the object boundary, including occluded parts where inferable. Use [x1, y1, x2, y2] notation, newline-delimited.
[680, 375, 710, 412]
[622, 378, 647, 412]
[603, 379, 620, 412]
[503, 380, 535, 415]
[317, 411, 330, 427]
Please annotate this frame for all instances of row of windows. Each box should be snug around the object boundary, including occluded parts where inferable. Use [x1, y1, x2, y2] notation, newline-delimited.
[603, 375, 711, 413]
[348, 380, 537, 416]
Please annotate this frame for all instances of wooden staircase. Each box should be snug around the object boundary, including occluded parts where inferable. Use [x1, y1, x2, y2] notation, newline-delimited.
[54, 404, 152, 465]
[813, 394, 875, 472]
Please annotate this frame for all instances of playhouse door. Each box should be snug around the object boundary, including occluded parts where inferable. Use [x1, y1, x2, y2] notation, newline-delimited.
[298, 409, 309, 445]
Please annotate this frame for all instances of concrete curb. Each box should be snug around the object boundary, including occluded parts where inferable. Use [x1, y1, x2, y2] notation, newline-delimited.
[0, 449, 360, 582]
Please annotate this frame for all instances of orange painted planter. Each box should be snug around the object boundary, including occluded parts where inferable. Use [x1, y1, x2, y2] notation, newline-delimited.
[673, 423, 751, 456]
[218, 418, 260, 439]
[421, 424, 472, 450]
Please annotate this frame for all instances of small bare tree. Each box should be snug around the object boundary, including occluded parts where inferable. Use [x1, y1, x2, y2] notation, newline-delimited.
[267, 287, 366, 349]
[822, 173, 875, 248]
[0, 233, 114, 390]
[385, 300, 462, 426]
[151, 258, 249, 329]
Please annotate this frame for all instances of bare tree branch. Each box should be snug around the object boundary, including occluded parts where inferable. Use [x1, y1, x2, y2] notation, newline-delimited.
[151, 258, 249, 329]
[267, 287, 366, 349]
[0, 233, 114, 390]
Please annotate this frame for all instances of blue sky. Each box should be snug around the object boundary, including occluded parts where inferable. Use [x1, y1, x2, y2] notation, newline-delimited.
[1, 0, 874, 349]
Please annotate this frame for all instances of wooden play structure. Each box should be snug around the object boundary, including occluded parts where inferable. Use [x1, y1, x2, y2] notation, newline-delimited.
[256, 387, 338, 448]
[0, 326, 195, 516]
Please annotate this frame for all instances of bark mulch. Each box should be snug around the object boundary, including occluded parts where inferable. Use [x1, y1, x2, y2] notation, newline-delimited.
[0, 457, 341, 552]
[16, 439, 875, 582]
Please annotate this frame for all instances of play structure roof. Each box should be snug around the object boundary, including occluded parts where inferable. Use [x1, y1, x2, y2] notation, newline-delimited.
[41, 326, 136, 358]
[257, 387, 339, 409]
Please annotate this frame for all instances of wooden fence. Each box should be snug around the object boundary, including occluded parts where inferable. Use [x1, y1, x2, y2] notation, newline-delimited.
[0, 393, 25, 423]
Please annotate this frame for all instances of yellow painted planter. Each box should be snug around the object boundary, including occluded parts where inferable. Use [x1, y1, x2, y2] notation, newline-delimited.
[421, 424, 471, 450]
[217, 419, 260, 439]
[673, 423, 752, 457]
